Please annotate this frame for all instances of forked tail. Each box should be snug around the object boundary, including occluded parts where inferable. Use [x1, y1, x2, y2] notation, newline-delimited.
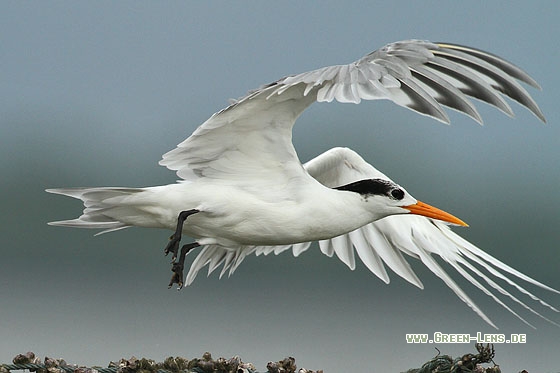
[47, 187, 144, 235]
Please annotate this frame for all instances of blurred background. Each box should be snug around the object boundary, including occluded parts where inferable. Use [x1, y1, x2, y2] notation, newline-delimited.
[1, 1, 559, 372]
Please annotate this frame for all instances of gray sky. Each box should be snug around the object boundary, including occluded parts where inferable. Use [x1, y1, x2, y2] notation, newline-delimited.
[1, 1, 559, 372]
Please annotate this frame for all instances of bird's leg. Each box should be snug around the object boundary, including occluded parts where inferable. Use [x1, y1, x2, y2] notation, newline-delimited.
[163, 209, 200, 290]
[164, 209, 199, 261]
[169, 242, 200, 290]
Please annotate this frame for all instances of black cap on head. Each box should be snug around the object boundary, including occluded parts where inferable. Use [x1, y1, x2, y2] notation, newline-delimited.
[334, 179, 404, 200]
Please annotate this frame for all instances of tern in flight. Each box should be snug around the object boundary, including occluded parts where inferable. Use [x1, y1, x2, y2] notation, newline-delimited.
[48, 40, 558, 328]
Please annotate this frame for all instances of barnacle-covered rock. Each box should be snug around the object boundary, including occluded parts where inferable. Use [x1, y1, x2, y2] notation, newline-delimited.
[44, 356, 69, 373]
[214, 357, 228, 372]
[109, 356, 139, 373]
[5, 352, 317, 373]
[266, 361, 280, 373]
[135, 357, 157, 373]
[280, 357, 296, 373]
[161, 356, 189, 372]
[185, 357, 200, 371]
[267, 357, 296, 373]
[226, 356, 241, 372]
[238, 362, 256, 373]
[13, 352, 40, 365]
[195, 360, 215, 372]
[297, 369, 323, 373]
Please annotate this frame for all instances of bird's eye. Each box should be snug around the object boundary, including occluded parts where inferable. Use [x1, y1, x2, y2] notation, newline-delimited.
[390, 188, 405, 200]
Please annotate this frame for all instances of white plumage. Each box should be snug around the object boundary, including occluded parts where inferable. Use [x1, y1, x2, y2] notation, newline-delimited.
[47, 40, 557, 328]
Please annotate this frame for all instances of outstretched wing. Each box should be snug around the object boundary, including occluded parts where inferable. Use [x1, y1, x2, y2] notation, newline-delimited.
[160, 40, 545, 182]
[184, 148, 558, 329]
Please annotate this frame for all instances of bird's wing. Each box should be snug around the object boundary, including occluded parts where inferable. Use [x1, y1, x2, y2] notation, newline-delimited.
[184, 147, 558, 328]
[305, 147, 559, 328]
[160, 40, 545, 182]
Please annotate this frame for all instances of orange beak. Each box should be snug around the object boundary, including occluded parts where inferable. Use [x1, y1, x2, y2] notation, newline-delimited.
[404, 201, 468, 227]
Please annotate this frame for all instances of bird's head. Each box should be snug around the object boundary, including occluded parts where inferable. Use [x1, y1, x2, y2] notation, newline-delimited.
[334, 178, 468, 226]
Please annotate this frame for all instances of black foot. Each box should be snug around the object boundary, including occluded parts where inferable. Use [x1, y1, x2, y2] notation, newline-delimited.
[168, 262, 184, 289]
[164, 234, 181, 262]
[163, 209, 199, 261]
[168, 242, 200, 290]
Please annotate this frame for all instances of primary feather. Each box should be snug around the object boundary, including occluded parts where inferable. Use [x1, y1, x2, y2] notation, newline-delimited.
[183, 148, 558, 329]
